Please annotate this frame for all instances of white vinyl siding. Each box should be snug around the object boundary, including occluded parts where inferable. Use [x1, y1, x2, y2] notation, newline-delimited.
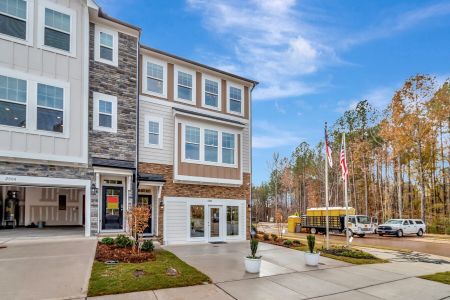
[164, 197, 246, 245]
[0, 0, 87, 164]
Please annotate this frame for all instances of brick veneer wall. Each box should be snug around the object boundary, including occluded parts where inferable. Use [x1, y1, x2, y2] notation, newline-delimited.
[88, 23, 138, 162]
[139, 162, 251, 241]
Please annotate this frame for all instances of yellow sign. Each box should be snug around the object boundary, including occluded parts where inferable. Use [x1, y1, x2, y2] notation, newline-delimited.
[106, 196, 119, 209]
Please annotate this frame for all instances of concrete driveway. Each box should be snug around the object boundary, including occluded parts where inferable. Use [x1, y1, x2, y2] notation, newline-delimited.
[0, 236, 97, 300]
[162, 241, 450, 300]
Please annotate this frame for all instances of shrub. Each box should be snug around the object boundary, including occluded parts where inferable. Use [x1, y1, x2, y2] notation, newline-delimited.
[271, 233, 278, 241]
[263, 233, 270, 241]
[100, 237, 114, 245]
[248, 238, 260, 259]
[293, 239, 301, 245]
[115, 234, 133, 248]
[323, 247, 376, 259]
[307, 235, 315, 253]
[283, 239, 293, 246]
[140, 240, 154, 252]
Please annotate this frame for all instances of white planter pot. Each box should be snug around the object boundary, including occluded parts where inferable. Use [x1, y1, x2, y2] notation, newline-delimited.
[245, 257, 262, 273]
[304, 252, 320, 266]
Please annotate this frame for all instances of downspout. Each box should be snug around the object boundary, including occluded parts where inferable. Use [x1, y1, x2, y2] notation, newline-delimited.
[135, 33, 141, 207]
[249, 81, 258, 236]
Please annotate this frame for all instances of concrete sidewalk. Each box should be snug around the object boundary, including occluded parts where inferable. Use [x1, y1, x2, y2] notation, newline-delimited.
[0, 236, 97, 300]
[89, 242, 450, 300]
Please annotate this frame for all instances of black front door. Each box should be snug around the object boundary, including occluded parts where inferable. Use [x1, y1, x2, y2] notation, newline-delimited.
[137, 195, 152, 234]
[102, 186, 123, 230]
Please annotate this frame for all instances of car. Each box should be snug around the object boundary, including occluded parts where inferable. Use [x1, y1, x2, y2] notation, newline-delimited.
[377, 219, 426, 237]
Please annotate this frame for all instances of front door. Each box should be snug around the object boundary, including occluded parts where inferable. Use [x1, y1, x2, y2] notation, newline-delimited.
[209, 206, 222, 241]
[102, 186, 123, 230]
[137, 195, 152, 235]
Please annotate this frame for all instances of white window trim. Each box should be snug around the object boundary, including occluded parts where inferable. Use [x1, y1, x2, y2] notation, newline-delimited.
[93, 92, 117, 133]
[227, 82, 244, 116]
[0, 67, 70, 138]
[144, 115, 163, 149]
[142, 56, 167, 98]
[94, 25, 118, 67]
[0, 0, 34, 46]
[204, 129, 218, 163]
[174, 65, 196, 105]
[37, 0, 77, 57]
[180, 122, 239, 168]
[201, 74, 221, 111]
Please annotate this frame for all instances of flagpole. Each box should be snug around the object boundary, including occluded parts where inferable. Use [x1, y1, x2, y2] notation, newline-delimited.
[325, 123, 330, 250]
[343, 132, 349, 247]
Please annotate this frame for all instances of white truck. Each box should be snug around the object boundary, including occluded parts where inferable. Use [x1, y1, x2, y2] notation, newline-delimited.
[377, 219, 426, 237]
[346, 215, 377, 237]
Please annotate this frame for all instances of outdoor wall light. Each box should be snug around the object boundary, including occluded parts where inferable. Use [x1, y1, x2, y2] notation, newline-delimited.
[159, 200, 164, 209]
[91, 183, 98, 195]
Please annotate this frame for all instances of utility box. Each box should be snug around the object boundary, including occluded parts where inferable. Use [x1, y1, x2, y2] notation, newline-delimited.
[288, 215, 301, 233]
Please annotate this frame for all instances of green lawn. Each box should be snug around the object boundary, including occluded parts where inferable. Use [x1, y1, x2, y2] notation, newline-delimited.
[88, 250, 211, 297]
[420, 271, 450, 285]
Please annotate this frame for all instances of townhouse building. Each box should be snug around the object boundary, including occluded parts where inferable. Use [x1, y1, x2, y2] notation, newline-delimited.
[0, 0, 256, 244]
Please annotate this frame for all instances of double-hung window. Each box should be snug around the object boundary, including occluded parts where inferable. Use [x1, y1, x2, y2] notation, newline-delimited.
[93, 92, 117, 133]
[229, 86, 242, 114]
[185, 125, 200, 160]
[98, 100, 112, 128]
[94, 26, 118, 66]
[0, 0, 27, 40]
[0, 75, 27, 128]
[37, 83, 64, 133]
[204, 78, 219, 108]
[147, 62, 164, 94]
[222, 132, 235, 164]
[99, 32, 113, 61]
[177, 71, 193, 101]
[204, 129, 218, 162]
[145, 116, 163, 148]
[44, 7, 71, 52]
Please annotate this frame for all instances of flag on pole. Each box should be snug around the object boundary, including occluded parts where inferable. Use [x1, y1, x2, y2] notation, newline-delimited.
[339, 136, 348, 181]
[324, 123, 333, 168]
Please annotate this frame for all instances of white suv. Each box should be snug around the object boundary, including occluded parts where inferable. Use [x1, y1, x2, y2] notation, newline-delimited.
[377, 219, 426, 237]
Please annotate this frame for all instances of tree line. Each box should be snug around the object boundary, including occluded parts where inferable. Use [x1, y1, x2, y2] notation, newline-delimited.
[252, 75, 449, 234]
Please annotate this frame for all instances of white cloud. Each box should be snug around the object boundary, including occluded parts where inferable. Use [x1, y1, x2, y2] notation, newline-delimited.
[252, 121, 302, 149]
[187, 0, 337, 101]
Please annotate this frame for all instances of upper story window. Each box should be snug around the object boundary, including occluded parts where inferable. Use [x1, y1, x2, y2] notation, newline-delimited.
[182, 123, 238, 167]
[222, 132, 235, 164]
[185, 125, 200, 160]
[175, 66, 196, 104]
[93, 92, 117, 133]
[202, 75, 221, 110]
[0, 75, 27, 128]
[143, 57, 167, 98]
[0, 69, 69, 137]
[177, 71, 192, 101]
[0, 0, 27, 41]
[37, 83, 64, 133]
[228, 85, 243, 115]
[144, 115, 163, 149]
[204, 129, 218, 162]
[38, 1, 76, 56]
[94, 25, 118, 66]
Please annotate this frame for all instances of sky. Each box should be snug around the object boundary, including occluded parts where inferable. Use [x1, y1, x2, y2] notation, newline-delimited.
[97, 0, 450, 185]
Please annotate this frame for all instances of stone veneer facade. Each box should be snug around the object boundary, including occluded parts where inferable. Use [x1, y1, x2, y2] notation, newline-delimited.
[88, 23, 138, 234]
[139, 162, 251, 240]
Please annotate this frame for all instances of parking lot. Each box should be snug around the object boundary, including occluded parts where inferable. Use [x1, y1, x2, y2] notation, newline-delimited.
[259, 222, 450, 258]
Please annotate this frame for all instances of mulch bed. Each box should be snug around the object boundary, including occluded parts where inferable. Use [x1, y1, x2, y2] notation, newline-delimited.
[256, 234, 303, 249]
[95, 243, 155, 263]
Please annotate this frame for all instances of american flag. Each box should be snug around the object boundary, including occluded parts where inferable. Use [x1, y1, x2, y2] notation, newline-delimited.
[324, 123, 333, 168]
[340, 135, 348, 181]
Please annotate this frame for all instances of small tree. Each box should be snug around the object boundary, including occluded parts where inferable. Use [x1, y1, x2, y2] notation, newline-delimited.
[275, 210, 285, 239]
[127, 206, 150, 252]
